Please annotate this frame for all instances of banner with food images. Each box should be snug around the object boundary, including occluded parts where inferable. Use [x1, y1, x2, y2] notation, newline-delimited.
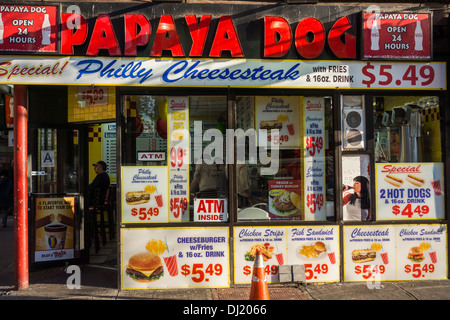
[287, 226, 340, 282]
[121, 227, 229, 289]
[376, 163, 444, 220]
[255, 96, 300, 147]
[344, 225, 447, 282]
[121, 166, 169, 223]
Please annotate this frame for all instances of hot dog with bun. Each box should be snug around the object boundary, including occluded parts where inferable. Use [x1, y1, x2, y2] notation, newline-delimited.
[406, 174, 425, 187]
[384, 174, 403, 187]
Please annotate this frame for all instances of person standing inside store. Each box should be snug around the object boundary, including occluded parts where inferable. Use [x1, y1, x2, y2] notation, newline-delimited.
[343, 175, 371, 221]
[0, 169, 13, 227]
[89, 161, 110, 206]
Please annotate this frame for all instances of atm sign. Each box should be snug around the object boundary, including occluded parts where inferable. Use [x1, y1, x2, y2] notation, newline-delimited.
[137, 152, 166, 161]
[194, 198, 228, 222]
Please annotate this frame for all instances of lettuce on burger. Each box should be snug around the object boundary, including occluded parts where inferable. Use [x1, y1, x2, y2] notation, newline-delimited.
[126, 252, 164, 282]
[407, 246, 425, 262]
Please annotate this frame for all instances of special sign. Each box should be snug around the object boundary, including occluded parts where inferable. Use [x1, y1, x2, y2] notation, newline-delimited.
[376, 163, 444, 220]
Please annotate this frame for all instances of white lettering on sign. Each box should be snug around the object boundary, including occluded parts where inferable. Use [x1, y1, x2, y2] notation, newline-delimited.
[137, 152, 166, 161]
[194, 198, 228, 222]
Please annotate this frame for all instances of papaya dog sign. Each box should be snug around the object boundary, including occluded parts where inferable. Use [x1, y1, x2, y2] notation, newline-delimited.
[375, 163, 444, 220]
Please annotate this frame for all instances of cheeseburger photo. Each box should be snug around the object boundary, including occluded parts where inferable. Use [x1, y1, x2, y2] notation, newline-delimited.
[126, 190, 150, 205]
[125, 252, 164, 282]
[407, 246, 425, 262]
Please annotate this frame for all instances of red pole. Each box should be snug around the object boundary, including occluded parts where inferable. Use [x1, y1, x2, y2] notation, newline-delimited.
[14, 85, 28, 290]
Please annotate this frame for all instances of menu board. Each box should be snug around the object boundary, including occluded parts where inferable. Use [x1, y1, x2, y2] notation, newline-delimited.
[344, 225, 447, 282]
[121, 166, 169, 223]
[376, 163, 444, 220]
[287, 226, 340, 282]
[302, 97, 326, 220]
[255, 96, 300, 147]
[167, 97, 190, 221]
[121, 227, 229, 289]
[234, 226, 340, 284]
[343, 225, 396, 282]
[396, 225, 447, 280]
[34, 196, 75, 262]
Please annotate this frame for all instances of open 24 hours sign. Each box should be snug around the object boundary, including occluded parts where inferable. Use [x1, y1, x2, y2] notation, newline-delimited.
[376, 163, 444, 220]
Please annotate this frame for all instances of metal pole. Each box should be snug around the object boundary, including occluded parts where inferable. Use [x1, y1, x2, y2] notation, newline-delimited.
[14, 85, 28, 290]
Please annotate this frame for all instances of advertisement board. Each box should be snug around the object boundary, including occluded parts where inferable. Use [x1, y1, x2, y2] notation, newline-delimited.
[121, 227, 229, 289]
[363, 12, 431, 60]
[302, 97, 326, 221]
[234, 226, 340, 284]
[376, 163, 444, 220]
[121, 166, 169, 223]
[34, 196, 75, 262]
[344, 225, 447, 282]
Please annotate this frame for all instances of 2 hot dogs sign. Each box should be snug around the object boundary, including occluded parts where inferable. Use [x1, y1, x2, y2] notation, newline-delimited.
[376, 163, 445, 220]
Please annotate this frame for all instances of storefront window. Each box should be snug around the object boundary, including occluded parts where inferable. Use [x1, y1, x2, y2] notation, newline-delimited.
[122, 95, 228, 223]
[236, 96, 334, 221]
[373, 96, 444, 221]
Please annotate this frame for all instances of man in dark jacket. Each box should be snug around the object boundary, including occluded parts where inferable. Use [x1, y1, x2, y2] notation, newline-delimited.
[89, 161, 110, 206]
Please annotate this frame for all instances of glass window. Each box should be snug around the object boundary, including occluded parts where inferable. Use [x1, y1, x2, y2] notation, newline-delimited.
[373, 96, 444, 221]
[236, 96, 334, 221]
[122, 95, 228, 223]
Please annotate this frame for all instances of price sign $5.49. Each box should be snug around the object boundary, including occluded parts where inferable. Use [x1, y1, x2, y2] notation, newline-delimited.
[180, 263, 223, 283]
[362, 63, 435, 88]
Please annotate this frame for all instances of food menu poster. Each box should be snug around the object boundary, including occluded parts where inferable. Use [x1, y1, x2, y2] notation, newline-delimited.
[0, 5, 58, 52]
[268, 180, 302, 220]
[376, 163, 444, 220]
[234, 226, 340, 284]
[121, 166, 169, 223]
[302, 97, 326, 221]
[34, 197, 75, 262]
[167, 97, 190, 222]
[121, 227, 229, 289]
[344, 225, 447, 282]
[255, 96, 300, 147]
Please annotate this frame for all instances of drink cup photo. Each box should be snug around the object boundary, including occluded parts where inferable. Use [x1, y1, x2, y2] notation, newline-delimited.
[287, 123, 295, 136]
[44, 224, 67, 249]
[429, 251, 437, 264]
[431, 180, 442, 196]
[327, 251, 336, 264]
[275, 253, 284, 265]
[380, 251, 389, 265]
[155, 193, 164, 207]
[163, 255, 178, 276]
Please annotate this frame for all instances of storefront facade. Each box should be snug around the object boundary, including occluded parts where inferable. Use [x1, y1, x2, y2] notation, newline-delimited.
[0, 1, 448, 289]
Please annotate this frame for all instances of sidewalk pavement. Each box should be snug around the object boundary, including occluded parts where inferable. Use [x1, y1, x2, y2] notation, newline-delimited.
[1, 216, 450, 301]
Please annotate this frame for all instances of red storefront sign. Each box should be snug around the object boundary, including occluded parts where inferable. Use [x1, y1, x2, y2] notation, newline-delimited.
[0, 4, 57, 52]
[60, 13, 355, 59]
[363, 12, 431, 60]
